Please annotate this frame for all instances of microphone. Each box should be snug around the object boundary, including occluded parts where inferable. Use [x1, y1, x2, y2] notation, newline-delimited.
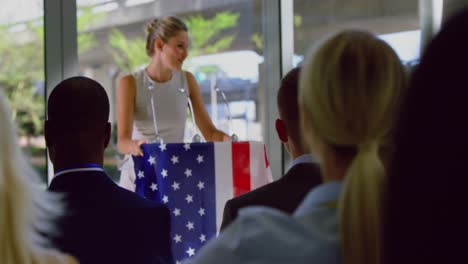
[178, 87, 202, 143]
[215, 86, 238, 141]
[147, 77, 163, 143]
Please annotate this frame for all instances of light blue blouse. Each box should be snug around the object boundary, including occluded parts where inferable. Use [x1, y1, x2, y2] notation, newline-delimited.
[189, 181, 343, 264]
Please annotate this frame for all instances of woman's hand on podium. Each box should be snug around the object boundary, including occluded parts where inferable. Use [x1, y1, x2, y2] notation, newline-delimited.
[129, 140, 147, 156]
[208, 129, 230, 142]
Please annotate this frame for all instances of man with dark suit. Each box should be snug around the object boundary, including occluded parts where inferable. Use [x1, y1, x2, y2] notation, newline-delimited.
[45, 76, 173, 264]
[220, 67, 322, 230]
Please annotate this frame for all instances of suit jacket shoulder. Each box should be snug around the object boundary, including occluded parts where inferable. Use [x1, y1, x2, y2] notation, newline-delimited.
[48, 171, 173, 263]
[48, 170, 158, 209]
[220, 162, 321, 230]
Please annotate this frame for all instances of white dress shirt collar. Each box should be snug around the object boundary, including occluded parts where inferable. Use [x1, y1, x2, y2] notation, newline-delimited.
[286, 153, 318, 172]
[53, 164, 104, 178]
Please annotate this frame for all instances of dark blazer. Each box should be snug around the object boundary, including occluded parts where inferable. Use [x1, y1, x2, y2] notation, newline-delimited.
[220, 162, 321, 230]
[48, 170, 173, 264]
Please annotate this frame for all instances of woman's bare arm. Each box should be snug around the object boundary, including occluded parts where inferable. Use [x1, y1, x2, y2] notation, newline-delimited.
[117, 75, 146, 155]
[186, 71, 229, 142]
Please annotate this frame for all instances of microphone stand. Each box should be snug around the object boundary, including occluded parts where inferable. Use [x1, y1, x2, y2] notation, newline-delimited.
[179, 87, 202, 143]
[147, 77, 163, 143]
[215, 86, 238, 142]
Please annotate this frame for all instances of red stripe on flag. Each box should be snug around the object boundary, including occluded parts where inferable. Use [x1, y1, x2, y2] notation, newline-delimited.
[232, 142, 251, 197]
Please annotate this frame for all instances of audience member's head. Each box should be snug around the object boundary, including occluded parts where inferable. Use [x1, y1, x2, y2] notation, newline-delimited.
[45, 76, 111, 170]
[384, 8, 468, 263]
[299, 30, 406, 264]
[276, 67, 308, 158]
[0, 91, 62, 263]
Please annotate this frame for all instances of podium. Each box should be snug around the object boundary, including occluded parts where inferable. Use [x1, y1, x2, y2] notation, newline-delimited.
[132, 141, 272, 261]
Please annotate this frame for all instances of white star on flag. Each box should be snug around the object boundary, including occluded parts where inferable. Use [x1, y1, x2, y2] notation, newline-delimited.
[186, 247, 195, 257]
[198, 207, 205, 216]
[185, 194, 193, 204]
[183, 143, 191, 151]
[173, 234, 182, 243]
[171, 155, 179, 164]
[199, 234, 206, 243]
[162, 195, 169, 204]
[171, 181, 180, 190]
[184, 168, 192, 177]
[197, 181, 205, 190]
[132, 139, 274, 261]
[186, 221, 194, 230]
[196, 154, 204, 163]
[147, 156, 156, 165]
[159, 142, 167, 151]
[173, 208, 181, 216]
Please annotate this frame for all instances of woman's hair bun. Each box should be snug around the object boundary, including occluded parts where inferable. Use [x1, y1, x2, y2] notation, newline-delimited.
[146, 19, 159, 34]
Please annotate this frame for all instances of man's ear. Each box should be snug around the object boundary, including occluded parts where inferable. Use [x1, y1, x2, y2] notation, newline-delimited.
[275, 118, 288, 143]
[44, 120, 53, 148]
[103, 122, 111, 148]
[44, 120, 57, 164]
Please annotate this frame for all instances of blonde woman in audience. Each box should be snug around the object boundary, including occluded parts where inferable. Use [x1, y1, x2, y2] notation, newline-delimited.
[191, 30, 406, 264]
[0, 92, 77, 264]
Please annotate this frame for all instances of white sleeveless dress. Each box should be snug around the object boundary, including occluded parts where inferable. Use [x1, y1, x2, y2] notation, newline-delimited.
[119, 68, 189, 191]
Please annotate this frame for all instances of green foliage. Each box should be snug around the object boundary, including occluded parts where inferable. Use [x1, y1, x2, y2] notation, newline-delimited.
[251, 32, 262, 50]
[108, 12, 240, 73]
[185, 12, 239, 57]
[109, 29, 148, 73]
[0, 7, 101, 138]
[197, 65, 220, 75]
[8, 80, 44, 136]
[294, 14, 302, 27]
[0, 23, 45, 136]
[77, 6, 105, 54]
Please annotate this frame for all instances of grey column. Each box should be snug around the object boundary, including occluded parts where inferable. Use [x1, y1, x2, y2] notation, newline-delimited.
[419, 0, 444, 54]
[263, 0, 294, 179]
[44, 0, 78, 182]
[262, 0, 282, 179]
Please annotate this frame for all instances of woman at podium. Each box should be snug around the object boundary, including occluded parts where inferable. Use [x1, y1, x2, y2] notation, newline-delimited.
[117, 16, 229, 191]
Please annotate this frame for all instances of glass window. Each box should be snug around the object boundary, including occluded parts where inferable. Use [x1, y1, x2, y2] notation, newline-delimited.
[76, 0, 266, 182]
[293, 0, 420, 66]
[0, 0, 46, 183]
